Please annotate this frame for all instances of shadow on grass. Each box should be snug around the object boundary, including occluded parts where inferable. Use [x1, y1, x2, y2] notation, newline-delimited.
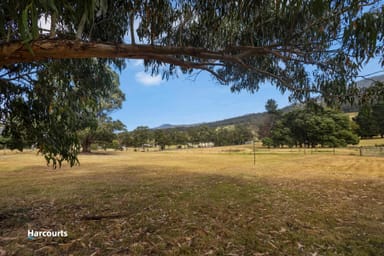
[0, 166, 383, 255]
[79, 151, 120, 156]
[0, 207, 33, 229]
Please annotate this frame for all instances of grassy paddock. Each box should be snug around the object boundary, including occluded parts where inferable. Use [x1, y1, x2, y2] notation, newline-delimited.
[358, 137, 384, 147]
[0, 148, 383, 255]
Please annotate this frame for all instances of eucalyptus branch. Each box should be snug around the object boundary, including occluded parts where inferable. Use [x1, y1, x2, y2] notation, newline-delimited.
[50, 12, 57, 39]
[129, 11, 135, 45]
[76, 12, 88, 40]
[0, 39, 360, 93]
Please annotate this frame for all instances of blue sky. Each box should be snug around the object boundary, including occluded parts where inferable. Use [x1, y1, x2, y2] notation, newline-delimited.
[111, 59, 383, 131]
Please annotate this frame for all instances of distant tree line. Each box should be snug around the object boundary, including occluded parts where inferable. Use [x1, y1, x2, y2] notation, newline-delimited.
[260, 100, 360, 148]
[94, 99, 384, 151]
[118, 125, 253, 150]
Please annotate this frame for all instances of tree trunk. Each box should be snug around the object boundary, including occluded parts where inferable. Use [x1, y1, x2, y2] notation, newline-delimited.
[0, 39, 279, 82]
[82, 136, 92, 153]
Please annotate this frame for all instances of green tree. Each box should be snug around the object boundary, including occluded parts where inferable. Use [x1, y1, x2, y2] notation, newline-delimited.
[212, 125, 252, 146]
[372, 102, 384, 138]
[77, 70, 126, 153]
[258, 99, 281, 139]
[196, 126, 214, 144]
[118, 131, 134, 148]
[271, 104, 359, 148]
[131, 126, 152, 149]
[261, 137, 274, 148]
[270, 120, 294, 147]
[91, 119, 126, 151]
[213, 128, 231, 146]
[169, 129, 188, 148]
[233, 125, 253, 145]
[1, 59, 122, 167]
[1, 0, 383, 165]
[354, 105, 379, 138]
[354, 101, 384, 138]
[1, 1, 383, 99]
[187, 126, 214, 145]
[265, 99, 278, 114]
[154, 129, 171, 150]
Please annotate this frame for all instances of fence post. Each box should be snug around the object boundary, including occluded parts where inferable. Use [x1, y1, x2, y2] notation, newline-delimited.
[359, 147, 363, 156]
[253, 140, 256, 167]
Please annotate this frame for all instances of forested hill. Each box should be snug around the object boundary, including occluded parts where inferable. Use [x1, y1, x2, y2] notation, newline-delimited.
[357, 74, 384, 88]
[154, 104, 299, 131]
[153, 113, 266, 130]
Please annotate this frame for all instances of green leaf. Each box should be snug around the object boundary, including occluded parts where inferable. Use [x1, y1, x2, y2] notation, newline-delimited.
[21, 3, 33, 42]
[31, 4, 39, 39]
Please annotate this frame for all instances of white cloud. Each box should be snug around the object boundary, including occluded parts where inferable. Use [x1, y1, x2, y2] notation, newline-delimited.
[132, 59, 143, 67]
[135, 72, 162, 86]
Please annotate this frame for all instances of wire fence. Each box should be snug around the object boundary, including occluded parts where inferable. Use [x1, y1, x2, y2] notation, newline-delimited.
[1, 145, 384, 158]
[252, 146, 384, 157]
[358, 146, 384, 157]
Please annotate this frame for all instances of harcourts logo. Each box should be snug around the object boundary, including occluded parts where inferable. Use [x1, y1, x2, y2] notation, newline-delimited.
[27, 230, 68, 240]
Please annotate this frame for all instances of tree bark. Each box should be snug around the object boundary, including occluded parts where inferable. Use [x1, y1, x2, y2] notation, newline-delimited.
[0, 39, 332, 94]
[1, 39, 224, 64]
[81, 136, 92, 153]
[0, 39, 276, 69]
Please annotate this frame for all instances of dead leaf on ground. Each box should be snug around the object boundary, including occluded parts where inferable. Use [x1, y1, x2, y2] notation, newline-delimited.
[0, 237, 17, 241]
[0, 247, 6, 256]
[297, 242, 305, 250]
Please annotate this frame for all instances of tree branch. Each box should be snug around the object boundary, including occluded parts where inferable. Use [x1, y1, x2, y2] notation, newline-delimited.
[0, 39, 345, 93]
[129, 12, 135, 45]
[0, 39, 289, 66]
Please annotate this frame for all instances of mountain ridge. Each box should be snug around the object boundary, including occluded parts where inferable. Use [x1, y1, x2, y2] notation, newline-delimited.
[153, 104, 298, 130]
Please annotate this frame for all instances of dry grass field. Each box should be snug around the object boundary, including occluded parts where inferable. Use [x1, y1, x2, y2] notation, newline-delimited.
[0, 146, 383, 255]
[358, 137, 384, 147]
